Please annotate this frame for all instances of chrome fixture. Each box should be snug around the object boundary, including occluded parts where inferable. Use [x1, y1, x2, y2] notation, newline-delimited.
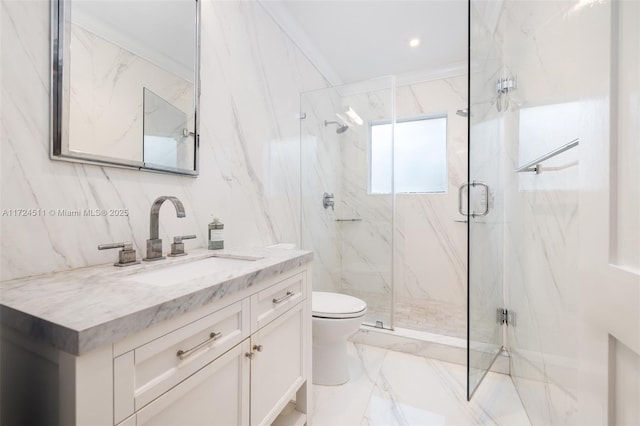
[496, 76, 517, 112]
[322, 192, 335, 210]
[168, 234, 196, 257]
[324, 120, 349, 134]
[272, 291, 295, 304]
[144, 196, 186, 261]
[176, 332, 222, 360]
[456, 108, 469, 117]
[515, 138, 579, 174]
[98, 241, 140, 267]
[496, 308, 516, 326]
[458, 181, 490, 218]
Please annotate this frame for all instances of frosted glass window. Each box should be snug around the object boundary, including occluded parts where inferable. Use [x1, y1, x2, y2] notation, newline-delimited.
[370, 116, 447, 194]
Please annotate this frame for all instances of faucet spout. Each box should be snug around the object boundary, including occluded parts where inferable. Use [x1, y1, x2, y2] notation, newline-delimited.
[145, 196, 186, 261]
[149, 196, 186, 240]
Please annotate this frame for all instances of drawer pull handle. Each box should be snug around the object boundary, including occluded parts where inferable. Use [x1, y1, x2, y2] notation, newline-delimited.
[176, 332, 222, 360]
[272, 291, 295, 304]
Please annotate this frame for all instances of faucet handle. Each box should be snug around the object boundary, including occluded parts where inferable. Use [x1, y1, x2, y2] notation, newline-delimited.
[168, 234, 196, 257]
[98, 241, 141, 267]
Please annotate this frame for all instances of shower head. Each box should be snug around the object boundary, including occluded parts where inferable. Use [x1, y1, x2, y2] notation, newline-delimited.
[324, 120, 349, 134]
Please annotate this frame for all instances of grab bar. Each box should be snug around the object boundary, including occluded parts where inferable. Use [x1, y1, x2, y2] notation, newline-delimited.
[335, 218, 362, 222]
[515, 138, 579, 174]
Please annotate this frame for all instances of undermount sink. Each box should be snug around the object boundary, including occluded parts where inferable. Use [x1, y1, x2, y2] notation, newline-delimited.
[129, 254, 262, 286]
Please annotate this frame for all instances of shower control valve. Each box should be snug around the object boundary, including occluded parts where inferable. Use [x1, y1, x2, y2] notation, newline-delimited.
[323, 192, 335, 210]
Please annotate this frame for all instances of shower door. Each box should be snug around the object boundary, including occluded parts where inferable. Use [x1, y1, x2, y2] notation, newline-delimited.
[467, 0, 505, 400]
[300, 77, 395, 329]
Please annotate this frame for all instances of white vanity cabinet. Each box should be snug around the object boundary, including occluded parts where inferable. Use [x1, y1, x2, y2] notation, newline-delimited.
[0, 262, 312, 426]
[115, 267, 310, 426]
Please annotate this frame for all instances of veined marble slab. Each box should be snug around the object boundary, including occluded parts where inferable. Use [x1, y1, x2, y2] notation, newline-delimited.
[0, 247, 312, 356]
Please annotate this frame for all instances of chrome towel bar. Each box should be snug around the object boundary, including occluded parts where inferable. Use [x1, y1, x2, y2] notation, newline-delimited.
[515, 138, 579, 174]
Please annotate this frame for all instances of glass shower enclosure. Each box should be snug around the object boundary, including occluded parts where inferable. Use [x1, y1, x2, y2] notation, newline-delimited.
[300, 77, 395, 329]
[467, 0, 506, 400]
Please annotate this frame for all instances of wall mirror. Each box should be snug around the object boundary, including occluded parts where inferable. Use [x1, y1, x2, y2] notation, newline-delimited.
[51, 0, 200, 176]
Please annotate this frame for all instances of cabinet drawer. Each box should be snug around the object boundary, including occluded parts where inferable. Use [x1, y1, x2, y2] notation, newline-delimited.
[114, 299, 250, 423]
[252, 272, 306, 331]
[135, 340, 250, 426]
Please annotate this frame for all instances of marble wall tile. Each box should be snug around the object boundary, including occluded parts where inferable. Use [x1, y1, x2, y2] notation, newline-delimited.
[300, 86, 344, 293]
[0, 0, 327, 281]
[337, 84, 394, 326]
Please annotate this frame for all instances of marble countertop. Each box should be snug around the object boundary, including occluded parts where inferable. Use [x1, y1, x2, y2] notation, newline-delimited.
[0, 247, 313, 356]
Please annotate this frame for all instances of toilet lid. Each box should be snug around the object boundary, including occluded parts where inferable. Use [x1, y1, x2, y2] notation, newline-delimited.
[312, 292, 367, 319]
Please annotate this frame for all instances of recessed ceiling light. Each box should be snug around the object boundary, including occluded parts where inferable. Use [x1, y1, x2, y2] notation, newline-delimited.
[409, 38, 420, 48]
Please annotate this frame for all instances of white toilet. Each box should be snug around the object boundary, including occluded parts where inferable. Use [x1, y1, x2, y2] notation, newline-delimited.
[312, 291, 367, 385]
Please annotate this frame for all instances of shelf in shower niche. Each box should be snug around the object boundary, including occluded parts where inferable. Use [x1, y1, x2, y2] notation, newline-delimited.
[335, 218, 362, 222]
[515, 138, 579, 174]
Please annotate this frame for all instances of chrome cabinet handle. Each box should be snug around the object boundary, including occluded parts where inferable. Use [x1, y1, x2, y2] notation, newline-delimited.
[176, 332, 222, 360]
[272, 291, 295, 304]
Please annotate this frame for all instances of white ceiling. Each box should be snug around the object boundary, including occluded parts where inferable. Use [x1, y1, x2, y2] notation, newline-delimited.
[261, 0, 469, 85]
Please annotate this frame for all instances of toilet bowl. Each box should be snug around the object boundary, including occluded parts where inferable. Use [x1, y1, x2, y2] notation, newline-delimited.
[312, 291, 367, 386]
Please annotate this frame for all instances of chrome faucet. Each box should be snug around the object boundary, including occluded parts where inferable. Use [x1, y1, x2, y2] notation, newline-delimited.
[144, 196, 186, 261]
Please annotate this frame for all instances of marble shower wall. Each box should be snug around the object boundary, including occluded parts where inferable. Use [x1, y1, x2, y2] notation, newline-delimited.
[300, 86, 344, 294]
[393, 76, 468, 337]
[0, 0, 328, 281]
[336, 81, 395, 326]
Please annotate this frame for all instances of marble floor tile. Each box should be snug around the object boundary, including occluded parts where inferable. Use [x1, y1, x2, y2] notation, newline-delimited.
[313, 343, 530, 426]
[312, 342, 388, 426]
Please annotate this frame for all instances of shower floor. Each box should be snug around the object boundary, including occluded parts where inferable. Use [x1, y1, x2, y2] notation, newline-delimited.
[342, 288, 467, 339]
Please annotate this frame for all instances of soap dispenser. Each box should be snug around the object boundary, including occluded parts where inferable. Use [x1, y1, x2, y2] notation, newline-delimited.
[208, 217, 224, 250]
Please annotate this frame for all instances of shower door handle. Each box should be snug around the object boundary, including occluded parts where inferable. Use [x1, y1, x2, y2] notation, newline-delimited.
[471, 181, 489, 217]
[458, 182, 470, 217]
[458, 181, 490, 218]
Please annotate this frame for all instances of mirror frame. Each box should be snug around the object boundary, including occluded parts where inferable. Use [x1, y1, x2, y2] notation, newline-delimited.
[50, 0, 201, 176]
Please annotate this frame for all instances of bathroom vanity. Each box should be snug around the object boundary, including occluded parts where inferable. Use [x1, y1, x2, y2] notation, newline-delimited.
[0, 247, 313, 426]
